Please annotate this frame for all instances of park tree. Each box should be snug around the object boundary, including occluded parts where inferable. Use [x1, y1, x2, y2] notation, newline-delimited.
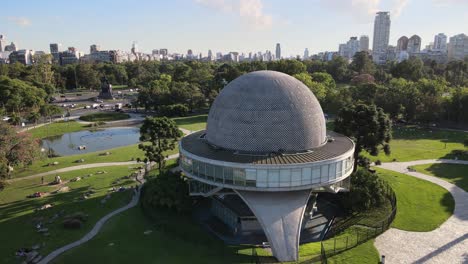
[0, 76, 46, 114]
[445, 60, 467, 87]
[0, 121, 40, 187]
[349, 51, 376, 75]
[268, 59, 307, 75]
[141, 170, 191, 213]
[335, 103, 392, 170]
[139, 117, 183, 172]
[391, 57, 425, 81]
[76, 63, 100, 89]
[327, 56, 351, 82]
[293, 73, 327, 101]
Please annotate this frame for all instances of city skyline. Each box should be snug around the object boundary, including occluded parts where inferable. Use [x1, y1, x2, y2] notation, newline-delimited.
[3, 0, 468, 56]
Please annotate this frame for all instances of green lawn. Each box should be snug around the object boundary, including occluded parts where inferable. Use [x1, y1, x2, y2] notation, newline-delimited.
[376, 167, 454, 231]
[411, 163, 468, 192]
[111, 85, 128, 90]
[12, 144, 178, 178]
[26, 121, 88, 139]
[327, 240, 379, 264]
[0, 166, 139, 264]
[172, 114, 207, 131]
[51, 207, 256, 264]
[79, 112, 130, 122]
[363, 126, 467, 162]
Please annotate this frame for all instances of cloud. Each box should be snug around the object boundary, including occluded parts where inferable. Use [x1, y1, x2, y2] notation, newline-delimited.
[433, 0, 468, 6]
[392, 0, 409, 17]
[195, 0, 273, 30]
[319, 0, 380, 23]
[8, 16, 31, 27]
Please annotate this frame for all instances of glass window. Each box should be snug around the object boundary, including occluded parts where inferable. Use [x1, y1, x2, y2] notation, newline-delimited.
[206, 164, 214, 181]
[193, 160, 200, 177]
[291, 169, 302, 186]
[336, 161, 342, 178]
[214, 165, 223, 183]
[321, 164, 329, 182]
[224, 167, 233, 184]
[233, 168, 246, 186]
[312, 167, 321, 183]
[280, 169, 291, 187]
[302, 167, 312, 185]
[246, 169, 256, 187]
[257, 169, 268, 187]
[268, 169, 280, 187]
[329, 163, 336, 180]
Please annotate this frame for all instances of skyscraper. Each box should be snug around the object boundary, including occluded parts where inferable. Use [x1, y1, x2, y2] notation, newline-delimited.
[396, 36, 409, 51]
[303, 48, 309, 60]
[372, 12, 391, 63]
[207, 49, 213, 61]
[275, 43, 281, 60]
[359, 35, 369, 52]
[448, 34, 468, 61]
[0, 35, 5, 52]
[407, 35, 422, 54]
[433, 33, 448, 52]
[90, 44, 100, 53]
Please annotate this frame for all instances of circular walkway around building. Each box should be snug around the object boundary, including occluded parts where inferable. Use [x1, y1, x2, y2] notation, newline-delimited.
[375, 159, 468, 264]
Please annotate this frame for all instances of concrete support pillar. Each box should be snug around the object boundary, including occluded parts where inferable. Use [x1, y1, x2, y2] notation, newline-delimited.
[235, 189, 311, 262]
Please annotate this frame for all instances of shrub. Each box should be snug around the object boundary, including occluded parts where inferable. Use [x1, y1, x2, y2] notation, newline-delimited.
[375, 160, 382, 165]
[141, 171, 192, 213]
[337, 169, 386, 212]
[158, 104, 189, 117]
[63, 218, 83, 229]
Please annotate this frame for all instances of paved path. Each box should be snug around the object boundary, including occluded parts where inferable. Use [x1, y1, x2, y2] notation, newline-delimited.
[38, 171, 146, 264]
[374, 159, 468, 264]
[7, 153, 180, 183]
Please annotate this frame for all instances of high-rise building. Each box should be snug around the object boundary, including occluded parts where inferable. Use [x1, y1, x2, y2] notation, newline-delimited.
[303, 48, 309, 60]
[407, 35, 422, 54]
[90, 44, 100, 53]
[131, 42, 138, 55]
[347, 37, 360, 59]
[0, 35, 5, 52]
[207, 49, 213, 61]
[50, 43, 60, 53]
[372, 12, 391, 63]
[359, 35, 369, 52]
[396, 36, 409, 51]
[433, 33, 448, 52]
[448, 34, 468, 61]
[159, 49, 168, 56]
[4, 42, 17, 52]
[275, 43, 281, 60]
[9, 49, 34, 65]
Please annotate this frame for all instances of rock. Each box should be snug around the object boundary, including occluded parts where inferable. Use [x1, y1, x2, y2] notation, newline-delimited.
[37, 204, 53, 211]
[31, 244, 40, 250]
[75, 159, 85, 163]
[70, 177, 81, 182]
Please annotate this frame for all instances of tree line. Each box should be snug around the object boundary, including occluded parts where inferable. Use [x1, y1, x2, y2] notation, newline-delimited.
[0, 52, 467, 125]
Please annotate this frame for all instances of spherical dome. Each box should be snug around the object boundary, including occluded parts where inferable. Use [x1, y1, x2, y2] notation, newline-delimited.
[206, 70, 326, 153]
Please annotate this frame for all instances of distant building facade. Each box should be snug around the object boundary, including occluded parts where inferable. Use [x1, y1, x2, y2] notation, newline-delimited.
[359, 35, 369, 52]
[448, 34, 468, 61]
[372, 11, 391, 64]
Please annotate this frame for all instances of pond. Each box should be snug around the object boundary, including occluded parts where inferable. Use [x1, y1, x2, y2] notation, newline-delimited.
[41, 127, 140, 156]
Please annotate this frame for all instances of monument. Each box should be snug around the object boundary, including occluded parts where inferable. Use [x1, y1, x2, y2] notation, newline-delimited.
[99, 76, 113, 99]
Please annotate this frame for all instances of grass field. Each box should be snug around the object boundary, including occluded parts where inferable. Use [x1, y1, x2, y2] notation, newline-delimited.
[363, 126, 467, 162]
[26, 121, 88, 139]
[172, 114, 207, 131]
[51, 207, 256, 264]
[0, 166, 138, 264]
[79, 112, 130, 122]
[327, 240, 379, 264]
[12, 144, 178, 178]
[411, 163, 468, 192]
[376, 167, 454, 231]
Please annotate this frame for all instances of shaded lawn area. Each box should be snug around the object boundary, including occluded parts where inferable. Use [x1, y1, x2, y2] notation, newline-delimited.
[12, 144, 178, 178]
[327, 239, 379, 264]
[26, 121, 89, 139]
[411, 163, 468, 192]
[51, 207, 257, 264]
[0, 166, 140, 264]
[172, 114, 207, 131]
[362, 126, 467, 162]
[79, 112, 130, 122]
[375, 167, 454, 231]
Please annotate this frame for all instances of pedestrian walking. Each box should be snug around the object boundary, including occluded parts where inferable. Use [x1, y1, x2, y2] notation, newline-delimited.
[41, 176, 44, 185]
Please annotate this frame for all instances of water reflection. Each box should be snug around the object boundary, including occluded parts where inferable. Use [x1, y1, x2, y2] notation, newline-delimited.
[41, 127, 140, 156]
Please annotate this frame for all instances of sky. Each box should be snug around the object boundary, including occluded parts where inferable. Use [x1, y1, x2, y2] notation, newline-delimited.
[2, 0, 468, 57]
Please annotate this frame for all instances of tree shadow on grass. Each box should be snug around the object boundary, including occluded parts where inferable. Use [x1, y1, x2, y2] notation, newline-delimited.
[423, 163, 468, 192]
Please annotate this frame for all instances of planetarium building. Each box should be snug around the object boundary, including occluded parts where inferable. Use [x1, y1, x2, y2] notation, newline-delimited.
[179, 71, 355, 261]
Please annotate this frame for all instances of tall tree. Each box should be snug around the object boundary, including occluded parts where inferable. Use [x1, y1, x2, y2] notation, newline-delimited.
[139, 117, 182, 172]
[0, 121, 40, 185]
[350, 51, 376, 75]
[335, 103, 392, 171]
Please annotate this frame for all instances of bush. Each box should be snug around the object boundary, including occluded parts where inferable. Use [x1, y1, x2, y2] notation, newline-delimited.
[158, 104, 189, 117]
[337, 169, 386, 212]
[375, 160, 382, 165]
[63, 218, 83, 229]
[141, 171, 192, 213]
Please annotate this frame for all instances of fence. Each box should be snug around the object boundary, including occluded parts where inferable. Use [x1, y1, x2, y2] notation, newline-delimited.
[320, 181, 397, 263]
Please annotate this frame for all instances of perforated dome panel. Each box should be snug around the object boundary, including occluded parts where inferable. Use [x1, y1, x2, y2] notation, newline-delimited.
[206, 70, 326, 153]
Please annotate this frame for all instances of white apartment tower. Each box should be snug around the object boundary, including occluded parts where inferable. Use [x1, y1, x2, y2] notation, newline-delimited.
[448, 34, 468, 61]
[372, 12, 391, 63]
[359, 35, 369, 52]
[433, 33, 448, 52]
